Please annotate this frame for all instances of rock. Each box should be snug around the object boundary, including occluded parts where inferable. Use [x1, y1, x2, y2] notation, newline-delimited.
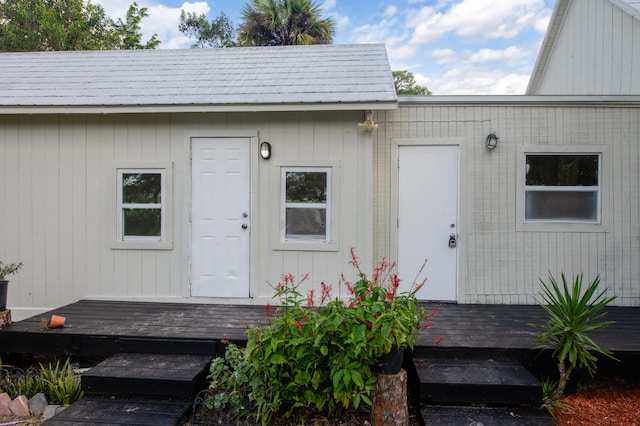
[9, 395, 30, 417]
[28, 392, 48, 416]
[42, 405, 64, 420]
[0, 392, 12, 416]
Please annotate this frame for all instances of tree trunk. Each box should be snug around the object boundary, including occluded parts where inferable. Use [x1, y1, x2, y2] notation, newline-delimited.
[371, 369, 409, 426]
[0, 309, 11, 327]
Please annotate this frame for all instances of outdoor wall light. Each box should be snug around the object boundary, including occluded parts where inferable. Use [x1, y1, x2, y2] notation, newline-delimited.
[485, 132, 499, 149]
[260, 141, 272, 159]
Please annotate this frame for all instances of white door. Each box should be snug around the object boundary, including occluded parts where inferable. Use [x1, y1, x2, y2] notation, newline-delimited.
[191, 137, 251, 297]
[398, 145, 458, 301]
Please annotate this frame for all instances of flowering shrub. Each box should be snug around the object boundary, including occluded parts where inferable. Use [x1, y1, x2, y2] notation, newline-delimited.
[207, 249, 436, 424]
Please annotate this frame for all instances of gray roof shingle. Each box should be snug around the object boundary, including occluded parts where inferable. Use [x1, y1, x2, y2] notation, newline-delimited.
[0, 44, 397, 112]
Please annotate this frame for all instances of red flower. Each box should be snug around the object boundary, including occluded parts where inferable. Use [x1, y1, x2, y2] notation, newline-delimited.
[320, 282, 332, 305]
[373, 312, 379, 319]
[307, 289, 316, 307]
[433, 336, 444, 344]
[264, 303, 274, 318]
[295, 321, 304, 329]
[366, 321, 373, 328]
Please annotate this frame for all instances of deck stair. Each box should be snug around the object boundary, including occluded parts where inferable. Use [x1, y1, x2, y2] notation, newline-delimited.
[415, 354, 553, 425]
[44, 353, 213, 426]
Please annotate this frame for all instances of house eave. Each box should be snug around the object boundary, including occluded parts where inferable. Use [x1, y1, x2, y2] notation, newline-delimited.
[0, 101, 398, 115]
[398, 95, 640, 106]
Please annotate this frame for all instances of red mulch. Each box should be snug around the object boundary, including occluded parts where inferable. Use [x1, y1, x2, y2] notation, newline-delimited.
[556, 380, 640, 425]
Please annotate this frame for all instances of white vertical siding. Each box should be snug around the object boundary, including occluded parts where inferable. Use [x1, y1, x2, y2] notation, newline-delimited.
[374, 103, 640, 306]
[536, 0, 640, 94]
[0, 111, 372, 311]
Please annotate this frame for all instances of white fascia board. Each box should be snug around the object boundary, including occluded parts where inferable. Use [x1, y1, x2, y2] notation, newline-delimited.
[398, 95, 640, 106]
[0, 101, 398, 115]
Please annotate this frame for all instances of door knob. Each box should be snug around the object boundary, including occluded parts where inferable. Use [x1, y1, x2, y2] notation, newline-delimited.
[448, 234, 457, 248]
[241, 224, 248, 230]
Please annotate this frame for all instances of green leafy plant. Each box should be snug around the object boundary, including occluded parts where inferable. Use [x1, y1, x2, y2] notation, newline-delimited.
[531, 273, 617, 403]
[3, 368, 45, 399]
[39, 359, 84, 405]
[207, 249, 433, 424]
[0, 260, 22, 280]
[540, 376, 572, 420]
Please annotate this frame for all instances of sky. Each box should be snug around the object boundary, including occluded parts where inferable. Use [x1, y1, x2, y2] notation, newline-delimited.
[93, 0, 556, 95]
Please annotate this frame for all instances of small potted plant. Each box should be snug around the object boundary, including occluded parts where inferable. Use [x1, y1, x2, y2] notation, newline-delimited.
[0, 259, 23, 311]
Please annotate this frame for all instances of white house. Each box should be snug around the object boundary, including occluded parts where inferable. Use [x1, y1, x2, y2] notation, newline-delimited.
[527, 0, 640, 95]
[2, 23, 640, 317]
[373, 96, 640, 307]
[0, 44, 396, 319]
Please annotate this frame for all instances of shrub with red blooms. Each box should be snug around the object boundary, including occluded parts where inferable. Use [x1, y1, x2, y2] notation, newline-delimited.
[207, 249, 436, 425]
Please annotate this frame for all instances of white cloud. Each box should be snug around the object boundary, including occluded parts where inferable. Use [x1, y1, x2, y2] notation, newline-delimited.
[384, 5, 398, 17]
[408, 0, 546, 44]
[535, 15, 551, 33]
[468, 46, 528, 63]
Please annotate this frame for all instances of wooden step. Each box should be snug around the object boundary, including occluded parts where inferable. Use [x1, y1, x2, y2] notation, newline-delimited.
[43, 397, 191, 426]
[81, 353, 213, 400]
[422, 405, 554, 425]
[416, 357, 542, 406]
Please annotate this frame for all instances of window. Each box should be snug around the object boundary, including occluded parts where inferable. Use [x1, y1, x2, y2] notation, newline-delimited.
[281, 167, 331, 241]
[524, 154, 600, 223]
[117, 169, 165, 241]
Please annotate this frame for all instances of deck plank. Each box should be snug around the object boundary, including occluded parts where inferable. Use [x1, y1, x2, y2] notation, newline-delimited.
[2, 300, 639, 357]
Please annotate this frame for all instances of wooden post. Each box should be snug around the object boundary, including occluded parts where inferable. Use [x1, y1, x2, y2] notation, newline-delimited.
[0, 310, 11, 327]
[371, 368, 409, 426]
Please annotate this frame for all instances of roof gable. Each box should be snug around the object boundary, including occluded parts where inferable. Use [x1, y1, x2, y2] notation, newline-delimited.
[0, 44, 397, 113]
[527, 0, 640, 95]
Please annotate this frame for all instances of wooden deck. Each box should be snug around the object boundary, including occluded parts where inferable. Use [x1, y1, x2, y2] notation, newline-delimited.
[2, 300, 639, 360]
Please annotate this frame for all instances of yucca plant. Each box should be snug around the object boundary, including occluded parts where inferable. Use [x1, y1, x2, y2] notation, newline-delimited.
[532, 273, 617, 401]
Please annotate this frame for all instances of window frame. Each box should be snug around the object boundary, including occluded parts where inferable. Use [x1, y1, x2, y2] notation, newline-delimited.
[516, 146, 608, 233]
[280, 166, 331, 242]
[112, 162, 173, 250]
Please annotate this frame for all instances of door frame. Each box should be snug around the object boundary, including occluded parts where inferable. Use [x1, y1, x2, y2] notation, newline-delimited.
[184, 130, 260, 300]
[390, 137, 467, 303]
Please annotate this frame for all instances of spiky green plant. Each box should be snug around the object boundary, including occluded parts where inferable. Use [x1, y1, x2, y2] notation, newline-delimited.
[532, 273, 617, 401]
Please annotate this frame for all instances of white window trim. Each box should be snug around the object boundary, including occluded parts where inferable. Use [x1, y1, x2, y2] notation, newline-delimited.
[112, 162, 174, 250]
[517, 146, 608, 233]
[271, 161, 340, 252]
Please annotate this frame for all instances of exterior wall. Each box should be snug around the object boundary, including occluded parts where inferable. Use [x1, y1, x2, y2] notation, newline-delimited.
[0, 111, 373, 313]
[374, 102, 640, 306]
[534, 0, 640, 95]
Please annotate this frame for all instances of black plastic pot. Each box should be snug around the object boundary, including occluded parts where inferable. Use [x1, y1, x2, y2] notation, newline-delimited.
[0, 280, 8, 311]
[377, 346, 405, 375]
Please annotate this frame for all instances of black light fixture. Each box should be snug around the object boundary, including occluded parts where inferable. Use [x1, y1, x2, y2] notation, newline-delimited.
[260, 141, 271, 159]
[485, 132, 499, 149]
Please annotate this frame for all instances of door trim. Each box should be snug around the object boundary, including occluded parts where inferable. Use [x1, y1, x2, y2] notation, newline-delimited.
[184, 130, 260, 299]
[390, 137, 466, 303]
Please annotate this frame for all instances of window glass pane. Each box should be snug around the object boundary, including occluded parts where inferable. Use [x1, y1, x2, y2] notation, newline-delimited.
[526, 155, 598, 186]
[123, 173, 162, 204]
[286, 172, 327, 203]
[525, 191, 598, 221]
[285, 208, 326, 239]
[123, 208, 162, 237]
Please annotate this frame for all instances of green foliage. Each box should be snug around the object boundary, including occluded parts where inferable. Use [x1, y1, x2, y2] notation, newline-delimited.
[207, 250, 432, 424]
[540, 376, 572, 420]
[238, 0, 336, 46]
[532, 273, 617, 401]
[392, 70, 432, 95]
[179, 11, 236, 48]
[0, 260, 22, 280]
[0, 0, 158, 52]
[39, 359, 84, 405]
[2, 368, 45, 399]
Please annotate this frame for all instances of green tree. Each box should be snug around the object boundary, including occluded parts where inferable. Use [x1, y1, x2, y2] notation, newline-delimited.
[393, 70, 432, 95]
[178, 11, 236, 48]
[0, 0, 159, 52]
[238, 0, 336, 47]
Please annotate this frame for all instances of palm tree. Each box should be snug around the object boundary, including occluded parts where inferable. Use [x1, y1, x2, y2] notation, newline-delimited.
[238, 0, 336, 46]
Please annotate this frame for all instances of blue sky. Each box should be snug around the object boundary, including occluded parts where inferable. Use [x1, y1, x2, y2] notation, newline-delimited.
[94, 0, 556, 94]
